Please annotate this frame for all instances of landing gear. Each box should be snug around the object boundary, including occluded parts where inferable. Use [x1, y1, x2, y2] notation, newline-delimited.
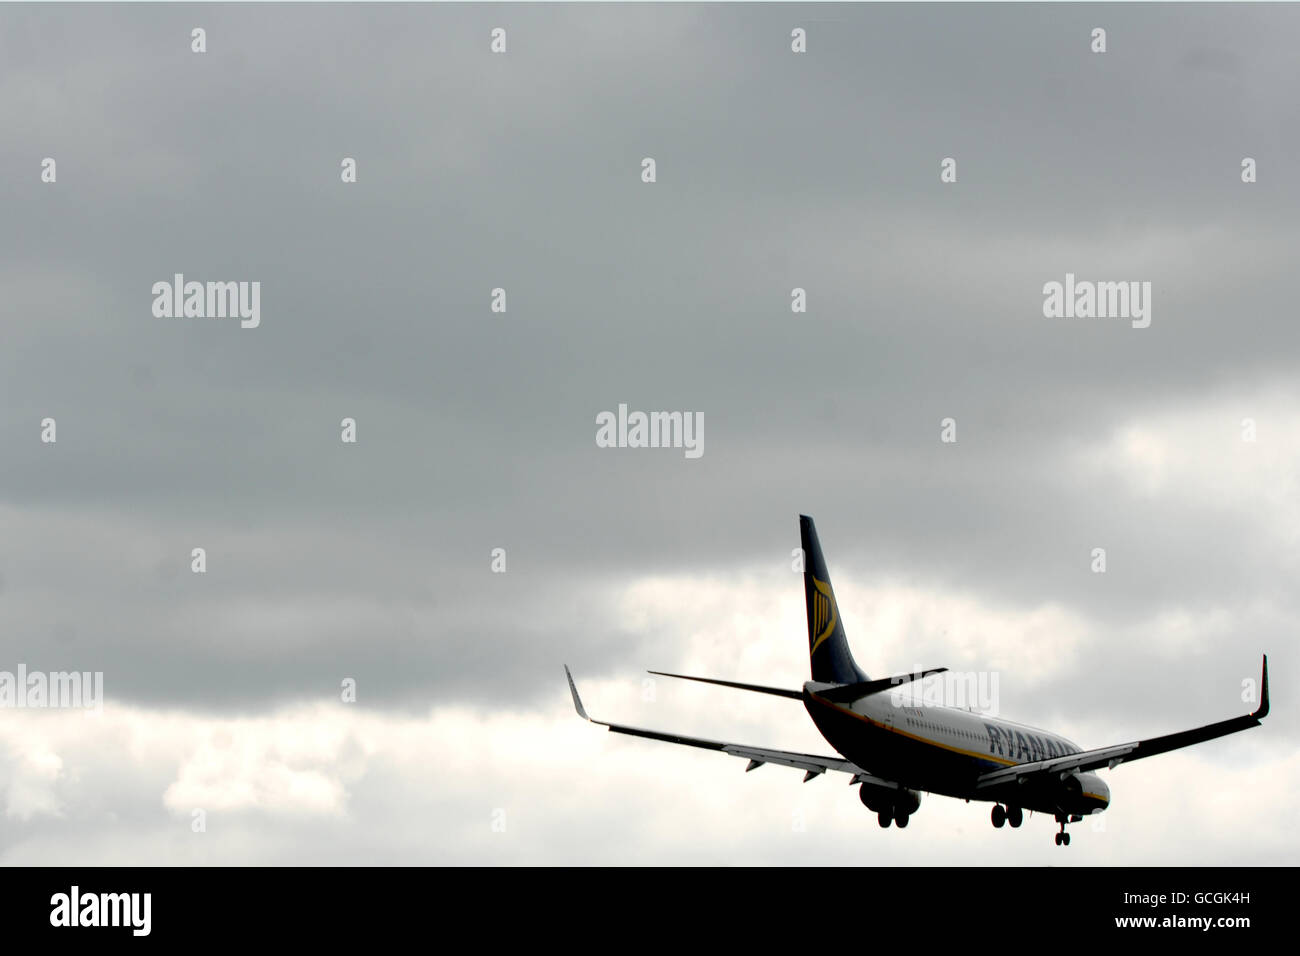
[1054, 816, 1071, 846]
[991, 804, 1024, 830]
[875, 807, 911, 828]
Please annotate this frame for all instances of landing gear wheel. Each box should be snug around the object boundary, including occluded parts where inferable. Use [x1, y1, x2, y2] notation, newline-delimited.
[1054, 832, 1062, 845]
[1055, 816, 1070, 847]
[894, 810, 910, 828]
[1007, 806, 1023, 828]
[991, 804, 1006, 828]
[1062, 832, 1071, 846]
[877, 811, 891, 828]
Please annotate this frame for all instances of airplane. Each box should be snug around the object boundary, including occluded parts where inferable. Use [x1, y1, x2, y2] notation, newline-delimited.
[565, 515, 1270, 845]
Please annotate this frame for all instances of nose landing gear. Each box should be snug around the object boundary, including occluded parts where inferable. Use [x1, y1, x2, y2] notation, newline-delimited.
[992, 803, 1071, 844]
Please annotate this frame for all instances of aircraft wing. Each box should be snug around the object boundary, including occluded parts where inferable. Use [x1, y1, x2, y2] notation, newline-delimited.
[565, 666, 898, 787]
[976, 654, 1270, 791]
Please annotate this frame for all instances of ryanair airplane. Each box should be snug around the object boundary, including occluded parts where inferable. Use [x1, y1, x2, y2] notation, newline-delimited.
[565, 515, 1270, 846]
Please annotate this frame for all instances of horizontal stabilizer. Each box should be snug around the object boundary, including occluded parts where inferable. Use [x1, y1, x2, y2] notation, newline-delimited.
[647, 671, 803, 700]
[815, 667, 949, 703]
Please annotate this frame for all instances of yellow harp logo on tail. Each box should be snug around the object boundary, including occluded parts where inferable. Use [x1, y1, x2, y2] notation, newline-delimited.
[810, 577, 838, 656]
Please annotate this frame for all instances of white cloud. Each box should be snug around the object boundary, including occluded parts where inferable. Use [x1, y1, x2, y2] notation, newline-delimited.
[1, 735, 64, 821]
[0, 667, 1288, 864]
[1070, 382, 1300, 547]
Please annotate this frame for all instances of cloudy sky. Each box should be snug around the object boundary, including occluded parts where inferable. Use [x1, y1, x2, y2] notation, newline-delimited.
[0, 2, 1295, 865]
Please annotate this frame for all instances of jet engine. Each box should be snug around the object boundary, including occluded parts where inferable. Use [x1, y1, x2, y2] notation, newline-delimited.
[859, 781, 921, 816]
[1051, 771, 1109, 815]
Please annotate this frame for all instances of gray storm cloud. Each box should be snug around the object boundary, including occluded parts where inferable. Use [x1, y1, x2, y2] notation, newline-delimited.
[0, 4, 1294, 864]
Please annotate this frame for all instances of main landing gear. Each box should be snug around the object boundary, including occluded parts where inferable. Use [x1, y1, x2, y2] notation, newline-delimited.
[862, 782, 920, 829]
[991, 803, 1072, 845]
[1054, 816, 1071, 846]
[990, 804, 1023, 828]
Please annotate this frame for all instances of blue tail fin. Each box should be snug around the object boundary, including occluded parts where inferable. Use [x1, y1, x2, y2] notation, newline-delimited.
[800, 516, 868, 684]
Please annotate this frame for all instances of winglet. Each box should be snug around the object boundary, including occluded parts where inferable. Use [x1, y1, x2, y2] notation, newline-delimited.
[1253, 654, 1269, 720]
[564, 665, 592, 721]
